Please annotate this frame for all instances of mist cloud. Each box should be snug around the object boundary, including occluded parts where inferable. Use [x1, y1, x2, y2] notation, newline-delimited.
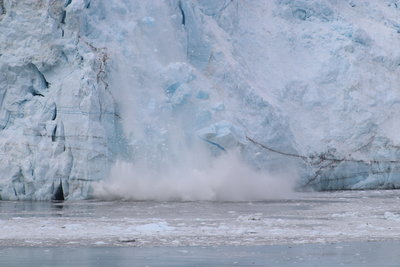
[93, 149, 296, 201]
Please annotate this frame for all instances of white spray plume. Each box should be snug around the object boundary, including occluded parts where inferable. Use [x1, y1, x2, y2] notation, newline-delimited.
[93, 148, 297, 201]
[91, 3, 297, 201]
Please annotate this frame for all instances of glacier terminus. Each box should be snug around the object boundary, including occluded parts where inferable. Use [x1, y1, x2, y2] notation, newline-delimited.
[1, 0, 400, 200]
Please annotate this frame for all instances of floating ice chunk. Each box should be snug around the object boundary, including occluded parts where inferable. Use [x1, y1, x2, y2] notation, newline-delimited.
[384, 212, 400, 221]
[331, 212, 359, 218]
[237, 213, 263, 221]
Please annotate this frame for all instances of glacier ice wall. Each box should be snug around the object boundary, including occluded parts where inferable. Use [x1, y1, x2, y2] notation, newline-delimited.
[0, 0, 118, 200]
[1, 0, 400, 200]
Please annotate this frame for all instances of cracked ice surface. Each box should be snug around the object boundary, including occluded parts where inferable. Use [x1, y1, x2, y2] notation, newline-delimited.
[1, 190, 400, 247]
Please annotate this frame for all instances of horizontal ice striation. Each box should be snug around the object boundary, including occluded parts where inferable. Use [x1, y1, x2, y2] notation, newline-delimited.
[1, 0, 400, 200]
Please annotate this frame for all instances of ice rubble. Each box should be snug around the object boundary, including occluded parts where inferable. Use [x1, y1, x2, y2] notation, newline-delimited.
[1, 0, 400, 200]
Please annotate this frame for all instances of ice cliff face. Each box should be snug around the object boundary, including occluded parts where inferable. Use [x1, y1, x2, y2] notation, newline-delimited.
[0, 0, 117, 199]
[1, 0, 400, 200]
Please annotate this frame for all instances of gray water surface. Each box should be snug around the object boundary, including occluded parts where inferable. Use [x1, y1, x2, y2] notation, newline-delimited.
[1, 241, 400, 267]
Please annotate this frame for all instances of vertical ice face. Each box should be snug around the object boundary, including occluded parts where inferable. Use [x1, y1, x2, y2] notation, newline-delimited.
[0, 0, 118, 200]
[1, 1, 400, 200]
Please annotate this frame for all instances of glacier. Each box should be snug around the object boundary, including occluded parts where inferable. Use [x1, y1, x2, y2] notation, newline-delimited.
[1, 0, 400, 200]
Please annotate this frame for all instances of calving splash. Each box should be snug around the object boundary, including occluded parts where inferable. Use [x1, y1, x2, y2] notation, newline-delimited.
[94, 150, 296, 201]
[92, 2, 297, 200]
